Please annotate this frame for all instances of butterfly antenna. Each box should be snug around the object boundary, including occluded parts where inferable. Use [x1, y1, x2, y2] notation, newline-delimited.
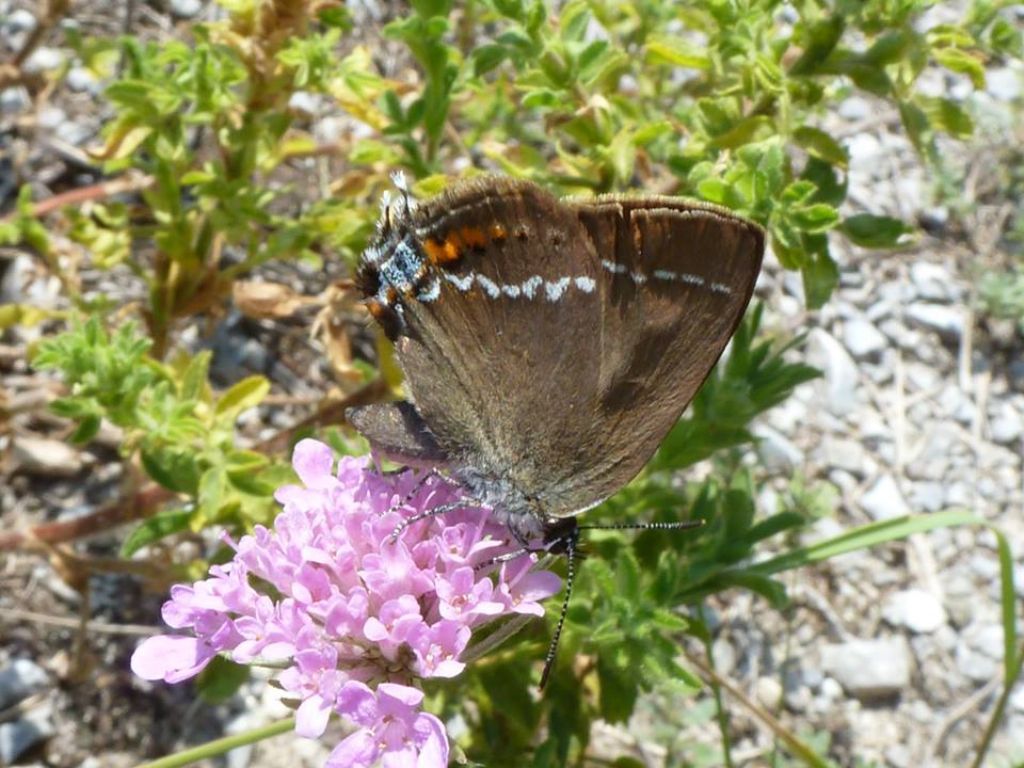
[578, 520, 704, 533]
[539, 526, 579, 690]
[538, 518, 702, 689]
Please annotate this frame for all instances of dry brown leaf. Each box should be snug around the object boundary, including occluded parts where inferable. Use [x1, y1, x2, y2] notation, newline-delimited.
[233, 280, 316, 320]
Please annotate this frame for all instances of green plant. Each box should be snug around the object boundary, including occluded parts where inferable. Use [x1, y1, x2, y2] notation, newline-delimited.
[6, 0, 1022, 765]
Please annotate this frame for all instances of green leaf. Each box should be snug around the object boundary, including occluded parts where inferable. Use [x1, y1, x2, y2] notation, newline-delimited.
[793, 126, 848, 168]
[840, 214, 915, 249]
[473, 43, 508, 76]
[121, 507, 193, 556]
[70, 414, 102, 444]
[802, 243, 839, 309]
[597, 653, 638, 723]
[863, 30, 915, 65]
[708, 115, 774, 150]
[789, 16, 845, 75]
[196, 656, 250, 703]
[792, 202, 840, 233]
[645, 35, 710, 70]
[919, 96, 974, 137]
[934, 48, 986, 88]
[214, 375, 270, 418]
[141, 446, 202, 495]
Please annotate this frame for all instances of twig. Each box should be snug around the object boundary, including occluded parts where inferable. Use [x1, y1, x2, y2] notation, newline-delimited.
[929, 676, 999, 758]
[0, 606, 156, 636]
[0, 377, 391, 551]
[684, 649, 832, 768]
[0, 172, 155, 224]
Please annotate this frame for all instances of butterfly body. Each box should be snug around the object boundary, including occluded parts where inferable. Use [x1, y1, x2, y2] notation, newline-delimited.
[351, 176, 764, 546]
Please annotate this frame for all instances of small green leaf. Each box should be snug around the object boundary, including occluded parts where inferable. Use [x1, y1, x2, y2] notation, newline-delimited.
[121, 507, 193, 556]
[792, 203, 840, 233]
[840, 214, 915, 249]
[597, 653, 638, 724]
[215, 375, 270, 418]
[920, 96, 974, 137]
[934, 48, 986, 88]
[793, 126, 848, 168]
[645, 36, 710, 70]
[196, 656, 250, 703]
[69, 414, 102, 444]
[708, 115, 774, 150]
[141, 446, 202, 495]
[473, 43, 508, 76]
[802, 243, 839, 309]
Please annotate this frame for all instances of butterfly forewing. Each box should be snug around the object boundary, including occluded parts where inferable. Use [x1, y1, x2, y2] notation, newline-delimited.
[354, 178, 764, 519]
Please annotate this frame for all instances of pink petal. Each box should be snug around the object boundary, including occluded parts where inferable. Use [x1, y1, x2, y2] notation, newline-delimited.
[413, 713, 450, 767]
[295, 694, 332, 738]
[130, 635, 215, 683]
[378, 682, 424, 708]
[327, 728, 378, 768]
[291, 439, 335, 488]
[337, 680, 378, 727]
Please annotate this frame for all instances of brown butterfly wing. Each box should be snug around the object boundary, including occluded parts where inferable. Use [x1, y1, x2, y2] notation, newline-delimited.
[361, 178, 764, 517]
[556, 196, 764, 511]
[389, 178, 604, 494]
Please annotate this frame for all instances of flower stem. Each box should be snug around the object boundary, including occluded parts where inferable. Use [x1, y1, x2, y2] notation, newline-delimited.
[135, 717, 296, 768]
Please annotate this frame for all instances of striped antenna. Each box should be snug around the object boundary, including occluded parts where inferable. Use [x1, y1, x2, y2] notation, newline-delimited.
[538, 518, 704, 689]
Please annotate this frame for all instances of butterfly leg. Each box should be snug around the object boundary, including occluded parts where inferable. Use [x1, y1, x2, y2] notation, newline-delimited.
[387, 498, 484, 543]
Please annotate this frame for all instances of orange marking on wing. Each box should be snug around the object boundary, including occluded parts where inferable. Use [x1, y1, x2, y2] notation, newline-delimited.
[490, 223, 508, 241]
[457, 226, 488, 248]
[424, 237, 461, 265]
[367, 300, 388, 320]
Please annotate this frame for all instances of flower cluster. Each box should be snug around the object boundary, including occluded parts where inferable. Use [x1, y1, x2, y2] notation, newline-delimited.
[131, 439, 560, 767]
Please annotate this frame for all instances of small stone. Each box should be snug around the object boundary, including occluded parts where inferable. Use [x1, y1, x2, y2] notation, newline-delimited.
[711, 637, 737, 677]
[838, 96, 870, 121]
[956, 640, 998, 683]
[5, 9, 38, 33]
[288, 90, 321, 115]
[0, 702, 54, 764]
[885, 744, 911, 768]
[842, 318, 887, 359]
[909, 262, 954, 302]
[169, 0, 203, 17]
[945, 482, 972, 507]
[22, 46, 64, 74]
[11, 436, 84, 477]
[819, 677, 843, 701]
[754, 424, 804, 473]
[859, 474, 911, 520]
[1008, 359, 1024, 389]
[755, 676, 783, 709]
[821, 637, 912, 699]
[986, 66, 1022, 101]
[805, 329, 860, 416]
[905, 303, 966, 339]
[0, 86, 31, 114]
[820, 436, 868, 476]
[0, 660, 49, 710]
[66, 66, 100, 93]
[848, 133, 883, 164]
[989, 400, 1023, 445]
[36, 105, 66, 130]
[783, 684, 811, 712]
[909, 481, 945, 512]
[969, 623, 1005, 659]
[1010, 682, 1024, 713]
[882, 589, 947, 633]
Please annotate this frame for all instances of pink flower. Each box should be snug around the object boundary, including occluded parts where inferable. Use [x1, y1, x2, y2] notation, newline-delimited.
[327, 683, 448, 768]
[130, 439, 561, 767]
